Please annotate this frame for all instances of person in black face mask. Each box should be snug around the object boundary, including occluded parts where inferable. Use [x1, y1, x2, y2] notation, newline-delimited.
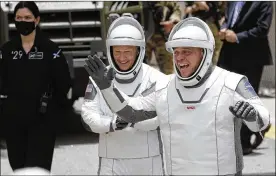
[15, 17, 36, 36]
[14, 2, 39, 36]
[0, 1, 72, 172]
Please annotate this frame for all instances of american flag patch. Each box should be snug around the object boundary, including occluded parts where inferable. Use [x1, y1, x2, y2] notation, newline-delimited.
[86, 84, 93, 93]
[244, 80, 257, 97]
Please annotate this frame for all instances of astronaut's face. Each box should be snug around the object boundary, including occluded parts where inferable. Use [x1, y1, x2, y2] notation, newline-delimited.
[112, 45, 138, 71]
[174, 47, 203, 78]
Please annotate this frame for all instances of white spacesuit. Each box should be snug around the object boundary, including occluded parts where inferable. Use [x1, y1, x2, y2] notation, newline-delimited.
[81, 17, 165, 175]
[84, 17, 270, 175]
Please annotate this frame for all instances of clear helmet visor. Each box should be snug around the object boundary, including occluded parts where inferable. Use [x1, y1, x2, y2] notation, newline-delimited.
[106, 17, 145, 77]
[165, 17, 215, 86]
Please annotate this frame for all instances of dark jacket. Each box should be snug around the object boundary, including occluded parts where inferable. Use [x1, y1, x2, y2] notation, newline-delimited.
[218, 1, 273, 67]
[0, 29, 72, 123]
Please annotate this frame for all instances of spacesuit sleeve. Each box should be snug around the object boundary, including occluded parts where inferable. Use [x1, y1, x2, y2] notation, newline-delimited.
[100, 82, 157, 124]
[81, 78, 115, 133]
[234, 77, 270, 132]
[132, 78, 161, 131]
[133, 117, 159, 131]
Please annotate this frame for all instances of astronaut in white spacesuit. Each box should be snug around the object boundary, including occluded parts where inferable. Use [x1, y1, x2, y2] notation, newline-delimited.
[82, 16, 165, 175]
[84, 17, 270, 175]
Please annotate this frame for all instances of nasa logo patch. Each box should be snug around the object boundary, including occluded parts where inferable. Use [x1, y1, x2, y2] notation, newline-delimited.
[186, 106, 195, 110]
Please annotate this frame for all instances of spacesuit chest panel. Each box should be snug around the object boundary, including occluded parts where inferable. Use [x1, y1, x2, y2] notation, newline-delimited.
[116, 65, 155, 97]
[160, 67, 236, 175]
[99, 65, 161, 159]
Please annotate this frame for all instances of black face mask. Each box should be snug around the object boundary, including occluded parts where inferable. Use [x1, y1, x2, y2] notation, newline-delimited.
[15, 21, 36, 36]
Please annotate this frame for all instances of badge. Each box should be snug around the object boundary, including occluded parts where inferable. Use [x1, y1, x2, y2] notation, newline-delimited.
[29, 52, 44, 59]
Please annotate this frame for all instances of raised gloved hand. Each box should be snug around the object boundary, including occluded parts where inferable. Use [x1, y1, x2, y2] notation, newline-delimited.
[229, 101, 258, 122]
[84, 55, 115, 90]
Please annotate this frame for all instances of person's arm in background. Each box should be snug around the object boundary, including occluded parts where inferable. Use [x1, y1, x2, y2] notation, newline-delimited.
[81, 78, 129, 133]
[183, 1, 195, 18]
[158, 2, 182, 34]
[50, 44, 72, 107]
[218, 1, 227, 27]
[166, 2, 181, 23]
[236, 2, 273, 43]
[220, 2, 228, 30]
[218, 1, 230, 40]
